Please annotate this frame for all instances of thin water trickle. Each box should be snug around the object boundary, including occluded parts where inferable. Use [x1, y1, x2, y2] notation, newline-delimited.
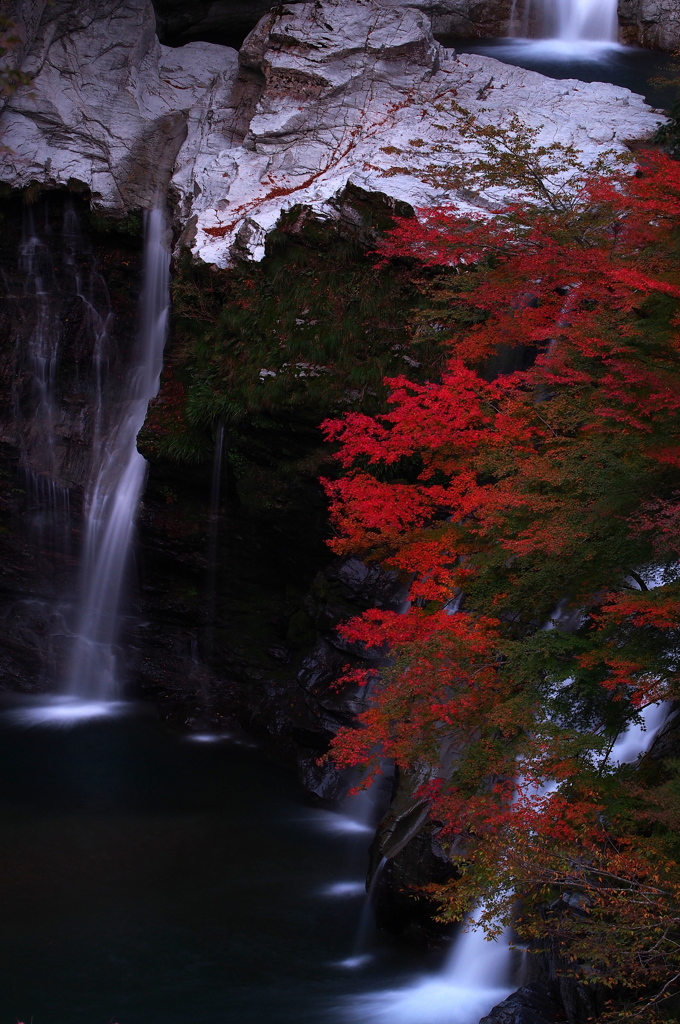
[16, 210, 62, 488]
[204, 418, 226, 655]
[19, 466, 72, 553]
[65, 208, 169, 702]
[339, 857, 388, 969]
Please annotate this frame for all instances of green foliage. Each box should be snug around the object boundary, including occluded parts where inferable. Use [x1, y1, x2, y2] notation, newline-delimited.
[144, 198, 448, 465]
[87, 209, 143, 239]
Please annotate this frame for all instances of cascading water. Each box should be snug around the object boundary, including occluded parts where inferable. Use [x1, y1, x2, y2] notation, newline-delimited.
[339, 857, 388, 969]
[64, 209, 169, 705]
[347, 907, 513, 1023]
[511, 0, 619, 49]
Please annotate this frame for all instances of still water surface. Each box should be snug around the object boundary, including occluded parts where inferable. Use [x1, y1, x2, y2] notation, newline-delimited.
[439, 39, 676, 109]
[0, 701, 443, 1024]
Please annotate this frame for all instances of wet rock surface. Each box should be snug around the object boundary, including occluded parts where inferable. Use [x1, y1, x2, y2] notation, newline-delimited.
[0, 195, 144, 690]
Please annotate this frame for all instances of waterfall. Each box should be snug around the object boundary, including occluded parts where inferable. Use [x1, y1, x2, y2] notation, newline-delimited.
[339, 857, 388, 969]
[444, 912, 512, 992]
[511, 0, 619, 47]
[347, 905, 513, 1023]
[610, 702, 669, 764]
[65, 209, 169, 702]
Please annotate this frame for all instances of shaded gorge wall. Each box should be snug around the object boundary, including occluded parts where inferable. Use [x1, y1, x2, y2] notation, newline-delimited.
[150, 0, 680, 50]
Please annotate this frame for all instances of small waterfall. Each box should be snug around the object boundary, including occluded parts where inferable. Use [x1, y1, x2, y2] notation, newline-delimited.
[347, 905, 513, 1023]
[443, 910, 512, 995]
[511, 0, 619, 47]
[65, 209, 169, 701]
[340, 857, 388, 969]
[610, 703, 669, 764]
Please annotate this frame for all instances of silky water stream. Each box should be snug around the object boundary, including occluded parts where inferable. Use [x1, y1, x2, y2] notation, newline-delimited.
[0, 701, 447, 1024]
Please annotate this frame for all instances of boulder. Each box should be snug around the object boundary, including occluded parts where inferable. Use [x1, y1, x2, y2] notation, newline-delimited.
[480, 983, 562, 1024]
[0, 0, 239, 211]
[0, 0, 663, 263]
[174, 0, 663, 264]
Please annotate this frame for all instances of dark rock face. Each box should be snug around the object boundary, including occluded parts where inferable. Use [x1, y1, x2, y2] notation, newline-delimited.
[619, 0, 680, 49]
[480, 983, 563, 1024]
[152, 0, 288, 47]
[425, 0, 512, 38]
[647, 705, 680, 760]
[373, 817, 457, 945]
[133, 450, 407, 799]
[0, 193, 144, 690]
[523, 941, 602, 1024]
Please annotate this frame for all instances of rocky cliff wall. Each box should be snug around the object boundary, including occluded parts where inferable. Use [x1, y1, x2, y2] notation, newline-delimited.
[150, 0, 680, 52]
[619, 0, 680, 49]
[151, 0, 514, 46]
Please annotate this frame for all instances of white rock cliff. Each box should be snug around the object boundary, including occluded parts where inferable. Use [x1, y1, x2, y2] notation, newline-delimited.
[0, 0, 665, 264]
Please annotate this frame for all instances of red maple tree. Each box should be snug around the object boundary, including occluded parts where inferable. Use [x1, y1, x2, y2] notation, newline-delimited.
[322, 142, 680, 1017]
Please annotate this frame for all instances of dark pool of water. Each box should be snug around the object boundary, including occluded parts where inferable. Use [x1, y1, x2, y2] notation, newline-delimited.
[0, 701, 442, 1024]
[435, 38, 677, 110]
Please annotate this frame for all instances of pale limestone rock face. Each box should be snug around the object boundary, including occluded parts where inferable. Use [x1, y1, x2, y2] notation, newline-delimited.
[0, 0, 239, 210]
[1, 0, 49, 78]
[177, 0, 663, 265]
[0, 0, 665, 264]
